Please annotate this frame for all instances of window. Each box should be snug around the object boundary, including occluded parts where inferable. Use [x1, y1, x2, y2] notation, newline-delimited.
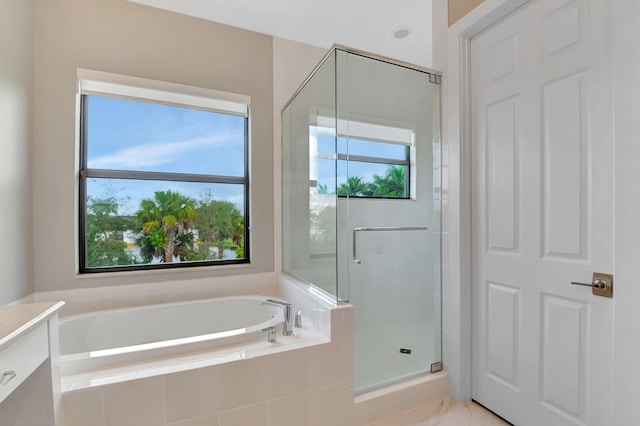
[310, 119, 414, 199]
[78, 72, 250, 272]
[306, 120, 414, 258]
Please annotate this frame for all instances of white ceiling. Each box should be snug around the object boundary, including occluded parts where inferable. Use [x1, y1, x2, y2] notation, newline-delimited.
[130, 0, 433, 68]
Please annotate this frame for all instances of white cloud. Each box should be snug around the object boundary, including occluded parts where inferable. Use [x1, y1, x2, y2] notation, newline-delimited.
[89, 134, 236, 169]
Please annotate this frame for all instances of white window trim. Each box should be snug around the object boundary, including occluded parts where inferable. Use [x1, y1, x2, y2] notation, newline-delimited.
[77, 68, 250, 117]
[314, 115, 414, 146]
[310, 116, 417, 199]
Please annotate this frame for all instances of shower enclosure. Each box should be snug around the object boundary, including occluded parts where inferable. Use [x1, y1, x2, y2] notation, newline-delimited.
[282, 46, 441, 395]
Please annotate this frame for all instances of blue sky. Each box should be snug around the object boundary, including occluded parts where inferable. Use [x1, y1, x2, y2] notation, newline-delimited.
[316, 133, 407, 191]
[86, 95, 246, 214]
[85, 96, 406, 213]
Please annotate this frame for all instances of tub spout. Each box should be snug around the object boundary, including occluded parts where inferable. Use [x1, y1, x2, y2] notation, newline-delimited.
[261, 299, 293, 336]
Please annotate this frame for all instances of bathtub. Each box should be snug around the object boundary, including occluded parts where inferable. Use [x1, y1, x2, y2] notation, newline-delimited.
[59, 295, 285, 376]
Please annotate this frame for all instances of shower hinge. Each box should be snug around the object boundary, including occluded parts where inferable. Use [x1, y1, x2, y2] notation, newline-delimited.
[431, 362, 443, 373]
[429, 74, 441, 84]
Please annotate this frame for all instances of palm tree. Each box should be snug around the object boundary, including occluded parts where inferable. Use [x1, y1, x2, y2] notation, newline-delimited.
[337, 176, 370, 196]
[136, 190, 196, 263]
[372, 166, 406, 197]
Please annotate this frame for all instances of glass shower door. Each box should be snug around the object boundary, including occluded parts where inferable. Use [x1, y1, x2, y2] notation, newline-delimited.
[334, 49, 442, 394]
[350, 226, 438, 393]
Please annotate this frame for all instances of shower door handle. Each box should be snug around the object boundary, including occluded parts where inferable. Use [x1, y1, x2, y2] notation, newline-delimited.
[353, 226, 428, 264]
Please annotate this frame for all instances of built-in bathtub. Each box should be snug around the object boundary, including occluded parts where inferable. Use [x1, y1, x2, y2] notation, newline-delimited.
[57, 276, 448, 426]
[59, 295, 286, 376]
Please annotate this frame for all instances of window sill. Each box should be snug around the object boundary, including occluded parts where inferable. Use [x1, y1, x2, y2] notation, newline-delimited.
[75, 261, 254, 280]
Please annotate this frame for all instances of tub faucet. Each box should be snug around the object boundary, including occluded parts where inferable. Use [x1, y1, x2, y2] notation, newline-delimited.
[261, 326, 277, 343]
[261, 299, 293, 336]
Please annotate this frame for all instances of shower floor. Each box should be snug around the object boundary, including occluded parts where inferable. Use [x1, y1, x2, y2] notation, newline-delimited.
[354, 320, 437, 394]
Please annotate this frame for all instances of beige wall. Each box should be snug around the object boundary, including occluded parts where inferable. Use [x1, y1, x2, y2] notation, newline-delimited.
[32, 0, 274, 292]
[0, 0, 35, 304]
[449, 0, 485, 25]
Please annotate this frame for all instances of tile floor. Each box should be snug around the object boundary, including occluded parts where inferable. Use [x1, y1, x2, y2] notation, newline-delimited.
[415, 399, 512, 426]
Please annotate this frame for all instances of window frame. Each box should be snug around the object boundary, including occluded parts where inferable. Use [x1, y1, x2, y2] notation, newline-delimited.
[310, 119, 416, 200]
[77, 72, 251, 273]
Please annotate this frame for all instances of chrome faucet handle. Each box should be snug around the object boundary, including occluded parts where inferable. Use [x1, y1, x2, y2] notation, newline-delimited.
[261, 326, 277, 343]
[295, 311, 303, 328]
[262, 299, 294, 336]
[282, 303, 293, 336]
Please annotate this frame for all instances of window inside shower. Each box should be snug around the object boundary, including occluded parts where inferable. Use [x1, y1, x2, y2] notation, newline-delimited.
[310, 123, 415, 200]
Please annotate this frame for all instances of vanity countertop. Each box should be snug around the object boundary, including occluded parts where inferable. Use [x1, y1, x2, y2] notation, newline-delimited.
[0, 302, 64, 352]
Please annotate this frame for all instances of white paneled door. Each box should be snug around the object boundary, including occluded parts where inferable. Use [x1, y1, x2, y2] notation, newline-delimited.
[470, 0, 614, 425]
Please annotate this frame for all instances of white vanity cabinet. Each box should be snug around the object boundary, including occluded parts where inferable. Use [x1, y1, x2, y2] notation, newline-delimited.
[0, 302, 64, 426]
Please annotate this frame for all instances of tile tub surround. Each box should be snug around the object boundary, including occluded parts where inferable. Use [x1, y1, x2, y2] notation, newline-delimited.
[61, 274, 448, 425]
[61, 306, 448, 425]
[62, 311, 347, 426]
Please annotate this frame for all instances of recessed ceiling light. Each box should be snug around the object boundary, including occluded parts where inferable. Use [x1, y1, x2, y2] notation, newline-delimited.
[392, 26, 413, 39]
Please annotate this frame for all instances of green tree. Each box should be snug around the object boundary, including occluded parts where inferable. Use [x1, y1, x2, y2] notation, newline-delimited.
[371, 166, 406, 197]
[135, 190, 197, 263]
[317, 184, 329, 194]
[337, 176, 371, 196]
[85, 196, 137, 267]
[192, 193, 244, 260]
[337, 166, 406, 198]
[234, 237, 245, 258]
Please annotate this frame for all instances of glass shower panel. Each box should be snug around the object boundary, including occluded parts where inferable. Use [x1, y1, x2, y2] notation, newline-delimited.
[282, 52, 339, 299]
[335, 49, 442, 394]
